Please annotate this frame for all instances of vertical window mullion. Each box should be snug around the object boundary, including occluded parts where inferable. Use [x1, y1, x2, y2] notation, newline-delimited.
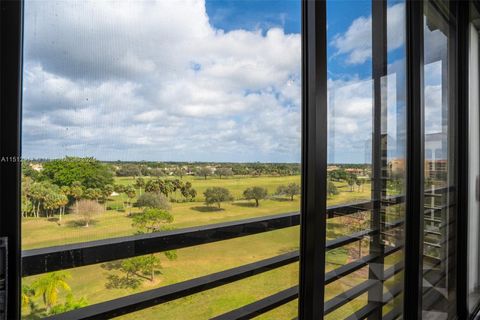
[299, 0, 328, 319]
[0, 0, 23, 319]
[456, 0, 469, 318]
[368, 0, 387, 318]
[404, 0, 424, 319]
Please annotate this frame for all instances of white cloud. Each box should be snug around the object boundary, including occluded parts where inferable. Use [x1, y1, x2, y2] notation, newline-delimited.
[327, 78, 373, 163]
[331, 3, 405, 65]
[22, 0, 301, 162]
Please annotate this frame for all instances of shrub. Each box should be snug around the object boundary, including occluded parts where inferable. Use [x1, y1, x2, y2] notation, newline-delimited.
[204, 187, 233, 208]
[276, 183, 300, 201]
[135, 192, 171, 210]
[243, 186, 268, 207]
[77, 199, 103, 227]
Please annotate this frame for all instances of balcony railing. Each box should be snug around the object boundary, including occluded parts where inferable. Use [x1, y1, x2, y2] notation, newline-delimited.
[21, 194, 414, 320]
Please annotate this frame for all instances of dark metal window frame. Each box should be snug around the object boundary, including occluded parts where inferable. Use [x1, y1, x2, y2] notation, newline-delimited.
[403, 0, 425, 318]
[0, 0, 23, 319]
[299, 0, 327, 319]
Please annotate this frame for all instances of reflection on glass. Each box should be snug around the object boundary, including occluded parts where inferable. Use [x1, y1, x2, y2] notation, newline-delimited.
[422, 1, 457, 318]
[20, 0, 301, 318]
[326, 0, 406, 318]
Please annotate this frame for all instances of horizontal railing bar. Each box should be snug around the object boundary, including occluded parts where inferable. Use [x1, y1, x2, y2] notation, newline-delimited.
[424, 186, 454, 196]
[383, 283, 403, 304]
[325, 245, 402, 286]
[422, 257, 456, 300]
[383, 262, 404, 281]
[43, 241, 402, 320]
[23, 197, 408, 276]
[325, 254, 377, 285]
[44, 251, 299, 320]
[209, 286, 298, 320]
[324, 279, 377, 315]
[343, 284, 402, 320]
[216, 267, 405, 320]
[326, 229, 375, 251]
[383, 306, 402, 320]
[23, 212, 299, 276]
[326, 200, 372, 217]
[424, 229, 442, 236]
[382, 218, 404, 231]
[344, 302, 381, 320]
[324, 249, 404, 318]
[46, 244, 404, 320]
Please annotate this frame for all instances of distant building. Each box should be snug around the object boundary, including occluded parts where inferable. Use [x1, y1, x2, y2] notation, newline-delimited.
[388, 159, 405, 175]
[345, 168, 363, 175]
[30, 163, 43, 171]
[425, 132, 448, 179]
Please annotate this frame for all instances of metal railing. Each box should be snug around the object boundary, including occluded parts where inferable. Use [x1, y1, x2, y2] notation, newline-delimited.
[22, 197, 409, 320]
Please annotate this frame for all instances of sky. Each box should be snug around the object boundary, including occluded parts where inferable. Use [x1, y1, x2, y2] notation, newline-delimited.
[22, 0, 441, 163]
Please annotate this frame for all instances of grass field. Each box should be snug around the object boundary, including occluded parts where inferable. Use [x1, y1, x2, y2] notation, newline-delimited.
[21, 174, 384, 319]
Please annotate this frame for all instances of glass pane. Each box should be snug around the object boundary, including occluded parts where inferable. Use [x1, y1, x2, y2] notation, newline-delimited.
[20, 0, 301, 318]
[326, 0, 406, 318]
[422, 1, 457, 318]
[468, 2, 480, 314]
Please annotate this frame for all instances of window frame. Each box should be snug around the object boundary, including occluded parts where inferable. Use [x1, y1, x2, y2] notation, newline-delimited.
[0, 0, 477, 319]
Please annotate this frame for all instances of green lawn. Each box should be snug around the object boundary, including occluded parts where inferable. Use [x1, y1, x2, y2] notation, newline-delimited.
[21, 174, 381, 319]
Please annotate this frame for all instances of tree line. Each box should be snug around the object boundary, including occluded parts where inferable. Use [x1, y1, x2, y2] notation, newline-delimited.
[113, 162, 301, 178]
[21, 158, 198, 222]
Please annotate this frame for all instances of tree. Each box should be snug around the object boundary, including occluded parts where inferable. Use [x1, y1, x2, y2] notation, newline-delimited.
[162, 180, 175, 198]
[277, 183, 300, 201]
[149, 168, 165, 177]
[28, 181, 67, 218]
[69, 181, 84, 214]
[22, 161, 42, 180]
[174, 167, 186, 179]
[21, 176, 34, 218]
[134, 177, 145, 195]
[216, 167, 233, 179]
[49, 293, 88, 315]
[116, 164, 141, 177]
[44, 189, 68, 220]
[243, 187, 268, 207]
[132, 208, 173, 233]
[113, 184, 125, 194]
[196, 167, 212, 180]
[76, 199, 103, 227]
[348, 212, 369, 258]
[101, 184, 114, 210]
[327, 181, 339, 198]
[31, 271, 71, 313]
[83, 188, 96, 201]
[144, 178, 178, 198]
[120, 255, 162, 282]
[347, 176, 356, 192]
[135, 192, 171, 210]
[42, 157, 113, 189]
[21, 193, 33, 218]
[29, 182, 49, 218]
[204, 187, 233, 208]
[180, 181, 197, 201]
[22, 284, 34, 311]
[124, 185, 137, 214]
[356, 178, 363, 192]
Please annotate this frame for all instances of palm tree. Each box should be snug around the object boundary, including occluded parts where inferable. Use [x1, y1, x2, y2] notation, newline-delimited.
[22, 284, 34, 310]
[31, 271, 71, 313]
